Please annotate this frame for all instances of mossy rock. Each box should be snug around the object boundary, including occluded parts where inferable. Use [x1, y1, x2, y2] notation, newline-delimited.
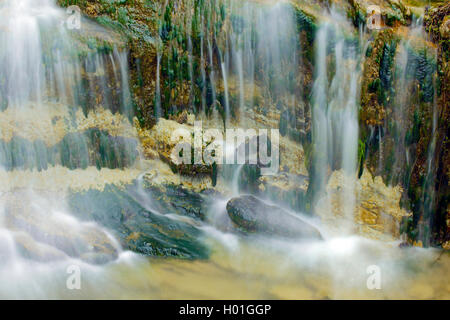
[226, 195, 322, 239]
[0, 128, 138, 171]
[68, 183, 210, 259]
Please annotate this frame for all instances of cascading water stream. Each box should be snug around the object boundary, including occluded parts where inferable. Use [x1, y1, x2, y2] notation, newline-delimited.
[389, 16, 428, 181]
[203, 0, 300, 192]
[0, 0, 139, 276]
[155, 50, 162, 119]
[220, 60, 231, 123]
[419, 47, 439, 246]
[375, 15, 440, 244]
[177, 0, 299, 127]
[311, 11, 363, 234]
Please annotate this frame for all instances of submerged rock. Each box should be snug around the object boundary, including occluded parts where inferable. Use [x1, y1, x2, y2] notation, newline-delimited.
[68, 183, 210, 260]
[143, 184, 208, 221]
[226, 195, 322, 239]
[2, 193, 119, 264]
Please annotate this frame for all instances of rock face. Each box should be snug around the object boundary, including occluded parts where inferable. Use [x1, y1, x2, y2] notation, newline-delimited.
[138, 118, 215, 177]
[62, 0, 449, 247]
[226, 195, 322, 239]
[423, 2, 450, 248]
[2, 192, 119, 264]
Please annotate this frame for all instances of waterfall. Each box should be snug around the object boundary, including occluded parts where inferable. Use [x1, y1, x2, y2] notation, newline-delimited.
[199, 15, 207, 115]
[170, 0, 301, 192]
[155, 50, 162, 119]
[176, 0, 299, 126]
[311, 11, 363, 233]
[0, 0, 138, 270]
[207, 38, 218, 117]
[233, 40, 245, 125]
[419, 44, 439, 246]
[220, 61, 231, 123]
[229, 1, 299, 123]
[388, 16, 428, 183]
[419, 70, 438, 246]
[379, 16, 439, 244]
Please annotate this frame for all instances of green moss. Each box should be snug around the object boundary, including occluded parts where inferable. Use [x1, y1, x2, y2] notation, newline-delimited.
[357, 139, 366, 178]
[365, 44, 373, 57]
[279, 109, 289, 137]
[117, 7, 130, 25]
[379, 41, 397, 90]
[368, 78, 381, 93]
[211, 162, 218, 187]
[239, 165, 261, 194]
[384, 147, 396, 182]
[405, 109, 422, 145]
[293, 5, 317, 44]
[348, 4, 367, 28]
[0, 125, 138, 172]
[0, 97, 7, 112]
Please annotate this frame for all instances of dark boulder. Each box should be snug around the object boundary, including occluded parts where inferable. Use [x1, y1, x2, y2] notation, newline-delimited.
[226, 195, 322, 239]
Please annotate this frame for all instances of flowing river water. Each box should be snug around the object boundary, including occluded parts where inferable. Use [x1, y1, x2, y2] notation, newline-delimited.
[0, 0, 448, 299]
